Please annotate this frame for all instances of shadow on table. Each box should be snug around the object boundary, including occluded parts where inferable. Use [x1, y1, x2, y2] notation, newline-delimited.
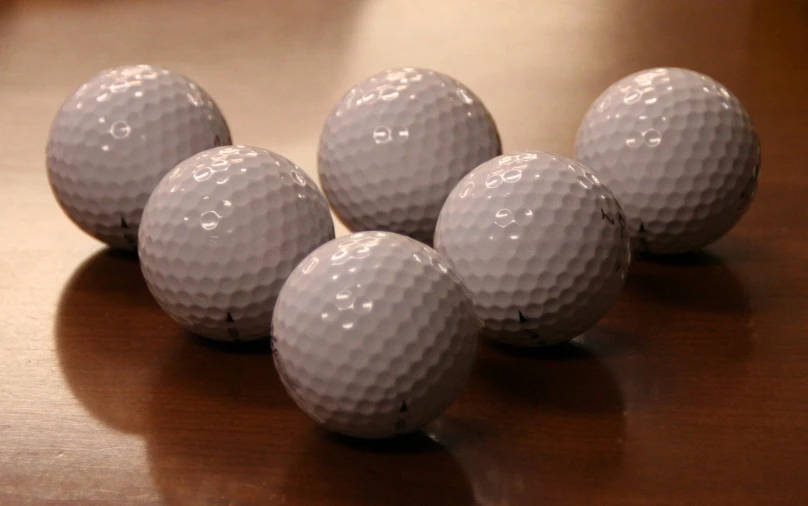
[54, 247, 182, 435]
[477, 340, 626, 413]
[144, 336, 475, 506]
[451, 338, 626, 504]
[440, 246, 757, 503]
[278, 429, 474, 506]
[627, 250, 752, 313]
[614, 249, 755, 375]
[143, 333, 290, 505]
[607, 246, 755, 398]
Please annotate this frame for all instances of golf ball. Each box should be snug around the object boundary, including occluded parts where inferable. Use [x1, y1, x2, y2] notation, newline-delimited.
[47, 64, 231, 249]
[138, 146, 335, 341]
[272, 231, 479, 438]
[434, 150, 630, 347]
[575, 67, 761, 254]
[318, 67, 502, 244]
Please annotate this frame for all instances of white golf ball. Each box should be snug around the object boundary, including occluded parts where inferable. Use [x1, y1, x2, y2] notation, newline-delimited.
[575, 67, 761, 254]
[46, 64, 231, 250]
[318, 67, 502, 244]
[434, 151, 631, 347]
[271, 231, 479, 439]
[138, 146, 335, 341]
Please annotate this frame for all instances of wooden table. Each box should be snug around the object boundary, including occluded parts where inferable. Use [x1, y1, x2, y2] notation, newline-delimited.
[2, 0, 807, 504]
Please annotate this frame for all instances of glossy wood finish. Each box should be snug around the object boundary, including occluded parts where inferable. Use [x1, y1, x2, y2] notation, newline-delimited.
[2, 1, 807, 504]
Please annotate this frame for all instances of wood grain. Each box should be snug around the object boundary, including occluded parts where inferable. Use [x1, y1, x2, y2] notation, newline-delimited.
[2, 0, 807, 504]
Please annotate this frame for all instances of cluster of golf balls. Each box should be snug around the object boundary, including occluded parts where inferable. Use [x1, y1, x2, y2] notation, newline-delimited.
[47, 64, 760, 439]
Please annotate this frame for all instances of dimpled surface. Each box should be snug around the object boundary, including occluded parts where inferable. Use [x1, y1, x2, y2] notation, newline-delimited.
[272, 232, 479, 439]
[138, 146, 335, 341]
[318, 67, 502, 244]
[434, 151, 630, 347]
[575, 67, 761, 254]
[47, 64, 231, 249]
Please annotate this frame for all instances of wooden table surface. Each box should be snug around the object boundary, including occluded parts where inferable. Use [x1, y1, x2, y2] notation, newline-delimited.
[2, 0, 807, 504]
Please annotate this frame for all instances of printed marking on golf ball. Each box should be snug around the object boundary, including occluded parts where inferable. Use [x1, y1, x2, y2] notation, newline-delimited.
[271, 231, 479, 439]
[575, 67, 761, 254]
[138, 146, 335, 341]
[46, 64, 231, 249]
[318, 67, 502, 244]
[434, 150, 631, 347]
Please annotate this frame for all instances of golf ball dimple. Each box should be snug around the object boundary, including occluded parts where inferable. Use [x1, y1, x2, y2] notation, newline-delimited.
[271, 231, 479, 439]
[434, 150, 631, 347]
[318, 67, 502, 244]
[46, 64, 231, 249]
[575, 67, 761, 254]
[138, 146, 335, 341]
